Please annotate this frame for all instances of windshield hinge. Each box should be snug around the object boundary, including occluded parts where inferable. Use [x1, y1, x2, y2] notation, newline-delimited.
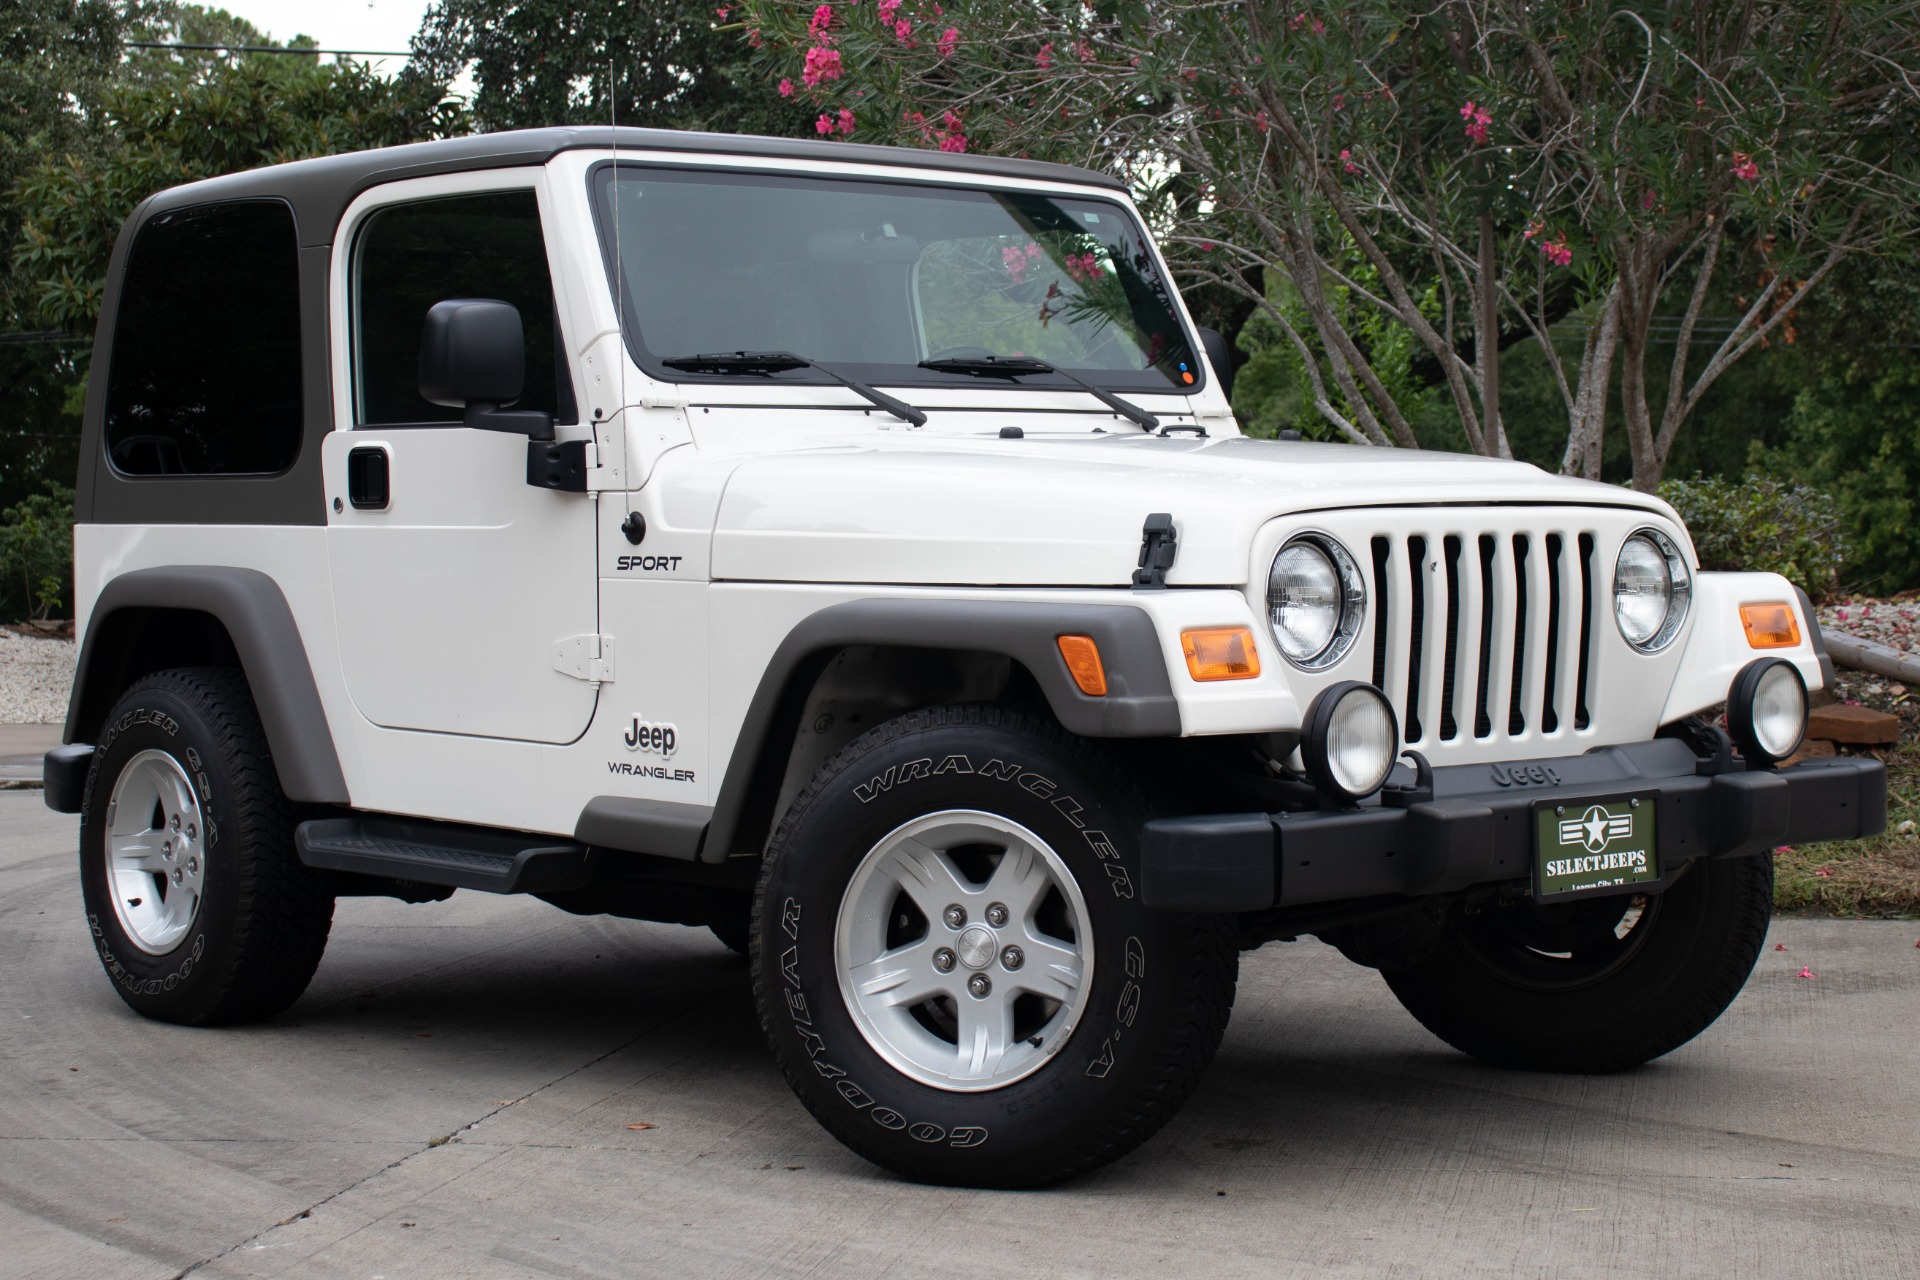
[639, 389, 688, 411]
[552, 634, 616, 684]
[1132, 513, 1178, 589]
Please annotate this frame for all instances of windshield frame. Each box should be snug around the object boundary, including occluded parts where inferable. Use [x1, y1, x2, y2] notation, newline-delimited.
[585, 159, 1208, 399]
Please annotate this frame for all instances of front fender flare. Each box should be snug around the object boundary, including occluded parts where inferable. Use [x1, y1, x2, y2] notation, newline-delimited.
[698, 598, 1180, 862]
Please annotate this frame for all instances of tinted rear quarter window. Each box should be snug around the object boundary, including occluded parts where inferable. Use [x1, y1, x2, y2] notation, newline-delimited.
[106, 201, 303, 476]
[353, 190, 575, 426]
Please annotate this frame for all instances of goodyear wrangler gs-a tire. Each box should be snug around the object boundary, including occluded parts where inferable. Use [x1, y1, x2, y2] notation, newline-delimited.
[752, 705, 1237, 1187]
[78, 669, 335, 1026]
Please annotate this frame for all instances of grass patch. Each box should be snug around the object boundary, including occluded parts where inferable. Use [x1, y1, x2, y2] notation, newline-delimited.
[1774, 743, 1920, 918]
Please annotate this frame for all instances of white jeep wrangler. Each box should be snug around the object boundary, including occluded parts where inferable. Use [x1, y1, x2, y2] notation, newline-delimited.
[47, 127, 1883, 1188]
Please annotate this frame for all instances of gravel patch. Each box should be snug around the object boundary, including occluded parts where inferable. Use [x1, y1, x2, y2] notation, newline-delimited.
[1821, 597, 1920, 655]
[0, 632, 76, 724]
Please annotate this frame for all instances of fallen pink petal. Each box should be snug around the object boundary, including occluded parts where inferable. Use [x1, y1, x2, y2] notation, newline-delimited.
[1798, 967, 1816, 979]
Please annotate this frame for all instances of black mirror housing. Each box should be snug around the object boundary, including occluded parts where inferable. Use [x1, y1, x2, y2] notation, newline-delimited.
[418, 299, 552, 439]
[420, 298, 525, 406]
[1196, 327, 1236, 403]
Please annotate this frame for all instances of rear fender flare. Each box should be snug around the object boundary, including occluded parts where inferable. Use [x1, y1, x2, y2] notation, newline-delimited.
[67, 566, 348, 804]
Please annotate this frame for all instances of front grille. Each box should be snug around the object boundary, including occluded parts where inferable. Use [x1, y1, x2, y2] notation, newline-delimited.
[1368, 524, 1598, 751]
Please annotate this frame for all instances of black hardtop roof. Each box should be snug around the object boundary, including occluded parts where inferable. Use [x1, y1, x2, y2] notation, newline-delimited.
[140, 126, 1129, 247]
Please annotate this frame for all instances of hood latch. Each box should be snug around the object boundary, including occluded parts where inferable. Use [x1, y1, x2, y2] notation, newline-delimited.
[1132, 513, 1178, 589]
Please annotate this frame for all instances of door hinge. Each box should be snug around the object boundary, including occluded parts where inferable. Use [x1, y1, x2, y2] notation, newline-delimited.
[552, 634, 615, 683]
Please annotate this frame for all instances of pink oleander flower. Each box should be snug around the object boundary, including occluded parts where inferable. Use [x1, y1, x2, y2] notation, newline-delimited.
[1731, 151, 1760, 181]
[1331, 92, 1345, 111]
[893, 17, 913, 42]
[802, 45, 843, 87]
[1460, 100, 1491, 145]
[837, 107, 856, 135]
[1287, 12, 1324, 34]
[939, 109, 967, 152]
[816, 113, 835, 135]
[1198, 241, 1214, 251]
[1075, 39, 1095, 62]
[938, 26, 959, 57]
[877, 0, 900, 19]
[1339, 148, 1360, 174]
[1036, 41, 1054, 69]
[1541, 235, 1572, 267]
[1254, 110, 1269, 133]
[778, 77, 794, 97]
[1064, 252, 1102, 283]
[1002, 240, 1043, 282]
[808, 3, 834, 35]
[714, 5, 729, 18]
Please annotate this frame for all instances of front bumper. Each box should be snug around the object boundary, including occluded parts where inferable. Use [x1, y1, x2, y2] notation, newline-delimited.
[1139, 738, 1886, 913]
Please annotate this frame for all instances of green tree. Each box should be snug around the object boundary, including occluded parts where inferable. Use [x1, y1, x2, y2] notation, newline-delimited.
[410, 0, 815, 136]
[3, 5, 467, 576]
[744, 0, 1920, 488]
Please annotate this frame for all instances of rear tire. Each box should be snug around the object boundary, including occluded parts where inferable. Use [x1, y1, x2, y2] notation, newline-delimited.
[1382, 853, 1773, 1071]
[753, 705, 1237, 1187]
[78, 669, 335, 1026]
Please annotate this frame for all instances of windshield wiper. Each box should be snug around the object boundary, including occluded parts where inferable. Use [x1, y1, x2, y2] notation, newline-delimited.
[660, 350, 926, 427]
[917, 354, 1160, 431]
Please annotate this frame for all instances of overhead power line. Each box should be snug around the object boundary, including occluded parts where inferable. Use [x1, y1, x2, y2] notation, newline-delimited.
[125, 42, 414, 58]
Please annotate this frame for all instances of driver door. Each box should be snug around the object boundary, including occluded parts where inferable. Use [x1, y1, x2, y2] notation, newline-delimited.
[323, 171, 599, 745]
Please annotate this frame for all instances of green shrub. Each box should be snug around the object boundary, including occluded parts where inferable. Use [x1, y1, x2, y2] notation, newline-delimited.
[0, 482, 75, 622]
[1658, 474, 1846, 599]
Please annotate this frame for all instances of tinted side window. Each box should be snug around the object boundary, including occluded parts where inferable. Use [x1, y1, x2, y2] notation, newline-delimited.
[106, 201, 303, 476]
[353, 190, 575, 426]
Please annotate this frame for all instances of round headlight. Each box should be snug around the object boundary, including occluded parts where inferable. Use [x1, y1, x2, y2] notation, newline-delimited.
[1268, 534, 1365, 670]
[1303, 681, 1400, 801]
[1728, 658, 1808, 766]
[1614, 529, 1691, 652]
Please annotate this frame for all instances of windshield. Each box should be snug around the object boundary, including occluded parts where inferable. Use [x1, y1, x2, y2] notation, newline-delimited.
[590, 164, 1201, 395]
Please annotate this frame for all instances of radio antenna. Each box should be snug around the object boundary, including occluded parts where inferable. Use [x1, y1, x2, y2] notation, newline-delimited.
[609, 55, 636, 532]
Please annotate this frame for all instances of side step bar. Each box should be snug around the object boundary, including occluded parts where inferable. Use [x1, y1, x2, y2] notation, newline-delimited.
[295, 816, 599, 894]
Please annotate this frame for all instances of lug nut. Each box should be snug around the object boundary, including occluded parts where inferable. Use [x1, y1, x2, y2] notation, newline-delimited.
[1001, 946, 1024, 970]
[985, 902, 1009, 927]
[161, 842, 173, 860]
[943, 905, 966, 929]
[967, 974, 992, 998]
[933, 948, 956, 973]
[185, 824, 196, 840]
[169, 815, 180, 832]
[171, 868, 183, 885]
[186, 857, 198, 875]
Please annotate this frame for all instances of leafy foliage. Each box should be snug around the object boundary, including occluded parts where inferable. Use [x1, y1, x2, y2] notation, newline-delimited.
[410, 0, 815, 136]
[0, 481, 75, 621]
[14, 32, 466, 336]
[1658, 474, 1845, 598]
[742, 0, 1920, 488]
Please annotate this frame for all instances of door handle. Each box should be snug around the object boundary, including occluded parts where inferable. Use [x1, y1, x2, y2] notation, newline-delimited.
[347, 446, 390, 510]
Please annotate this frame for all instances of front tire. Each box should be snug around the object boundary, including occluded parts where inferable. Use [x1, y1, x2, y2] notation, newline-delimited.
[1382, 853, 1773, 1072]
[753, 705, 1237, 1187]
[78, 669, 335, 1025]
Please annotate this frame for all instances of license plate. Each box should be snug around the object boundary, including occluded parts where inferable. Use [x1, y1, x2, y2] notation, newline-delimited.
[1534, 797, 1659, 900]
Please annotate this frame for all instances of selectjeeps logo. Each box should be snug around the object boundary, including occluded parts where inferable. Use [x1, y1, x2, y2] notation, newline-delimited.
[623, 716, 678, 757]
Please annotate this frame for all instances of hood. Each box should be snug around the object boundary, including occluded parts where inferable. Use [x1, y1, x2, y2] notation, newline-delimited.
[709, 425, 1673, 587]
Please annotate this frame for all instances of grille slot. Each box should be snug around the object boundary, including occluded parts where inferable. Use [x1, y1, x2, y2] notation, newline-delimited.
[1370, 520, 1600, 754]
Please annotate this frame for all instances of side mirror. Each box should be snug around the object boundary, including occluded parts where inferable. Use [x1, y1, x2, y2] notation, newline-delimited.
[1196, 326, 1236, 403]
[419, 299, 553, 440]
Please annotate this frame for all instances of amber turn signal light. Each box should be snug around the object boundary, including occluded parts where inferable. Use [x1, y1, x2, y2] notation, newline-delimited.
[1182, 627, 1262, 681]
[1056, 635, 1108, 696]
[1740, 602, 1801, 649]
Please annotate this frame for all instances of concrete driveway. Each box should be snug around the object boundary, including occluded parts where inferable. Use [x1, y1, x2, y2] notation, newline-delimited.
[3, 789, 1916, 1279]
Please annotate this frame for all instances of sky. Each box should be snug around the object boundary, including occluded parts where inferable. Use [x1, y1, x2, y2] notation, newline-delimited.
[201, 0, 439, 78]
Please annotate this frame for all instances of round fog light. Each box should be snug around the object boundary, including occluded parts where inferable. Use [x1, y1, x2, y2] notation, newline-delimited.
[1727, 658, 1808, 766]
[1303, 681, 1400, 802]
